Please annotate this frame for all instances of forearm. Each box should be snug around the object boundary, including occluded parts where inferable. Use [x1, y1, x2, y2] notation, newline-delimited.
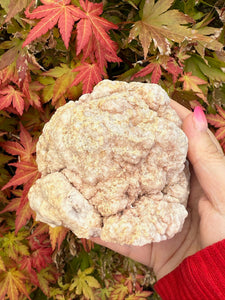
[154, 239, 225, 300]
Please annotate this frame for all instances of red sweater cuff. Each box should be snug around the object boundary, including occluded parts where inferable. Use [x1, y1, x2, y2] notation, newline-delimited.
[154, 239, 225, 300]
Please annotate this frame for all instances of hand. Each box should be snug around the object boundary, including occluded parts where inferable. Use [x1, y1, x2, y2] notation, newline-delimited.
[92, 101, 225, 280]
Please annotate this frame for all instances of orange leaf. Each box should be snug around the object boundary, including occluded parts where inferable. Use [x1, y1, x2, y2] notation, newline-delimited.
[2, 161, 40, 190]
[76, 18, 92, 55]
[179, 72, 207, 93]
[0, 268, 31, 300]
[72, 62, 103, 93]
[1, 124, 37, 162]
[179, 72, 208, 103]
[207, 106, 225, 141]
[49, 226, 69, 250]
[0, 85, 25, 115]
[0, 197, 21, 214]
[215, 126, 225, 140]
[216, 104, 225, 120]
[76, 0, 120, 68]
[207, 114, 225, 128]
[23, 0, 85, 49]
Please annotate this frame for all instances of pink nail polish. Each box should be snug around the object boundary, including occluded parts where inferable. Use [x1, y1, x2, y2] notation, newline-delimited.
[193, 106, 208, 131]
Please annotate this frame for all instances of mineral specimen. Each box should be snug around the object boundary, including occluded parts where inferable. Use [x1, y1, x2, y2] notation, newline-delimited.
[28, 80, 190, 246]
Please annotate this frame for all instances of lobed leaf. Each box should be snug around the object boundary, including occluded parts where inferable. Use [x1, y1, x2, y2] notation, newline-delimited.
[0, 85, 25, 115]
[49, 226, 69, 251]
[0, 268, 31, 300]
[72, 62, 104, 94]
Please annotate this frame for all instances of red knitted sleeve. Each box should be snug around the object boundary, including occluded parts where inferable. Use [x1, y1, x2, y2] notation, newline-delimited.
[154, 239, 225, 300]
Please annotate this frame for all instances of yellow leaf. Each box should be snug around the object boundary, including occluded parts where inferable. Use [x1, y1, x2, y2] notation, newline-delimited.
[85, 275, 101, 288]
[0, 268, 31, 300]
[83, 267, 94, 275]
[49, 225, 69, 251]
[0, 256, 6, 271]
[69, 268, 101, 300]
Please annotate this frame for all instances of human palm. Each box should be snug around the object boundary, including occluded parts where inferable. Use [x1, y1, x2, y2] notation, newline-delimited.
[92, 101, 225, 280]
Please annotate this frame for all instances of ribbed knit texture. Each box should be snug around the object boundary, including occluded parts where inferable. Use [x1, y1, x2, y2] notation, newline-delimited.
[154, 239, 225, 300]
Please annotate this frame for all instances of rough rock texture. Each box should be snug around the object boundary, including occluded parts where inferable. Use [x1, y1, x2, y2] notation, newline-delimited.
[28, 80, 190, 246]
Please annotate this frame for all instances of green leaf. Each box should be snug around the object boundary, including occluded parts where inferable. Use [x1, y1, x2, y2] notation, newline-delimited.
[43, 64, 71, 78]
[185, 55, 225, 82]
[0, 0, 10, 13]
[0, 231, 29, 260]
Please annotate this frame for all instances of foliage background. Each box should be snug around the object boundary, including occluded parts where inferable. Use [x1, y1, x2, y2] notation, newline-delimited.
[0, 0, 224, 299]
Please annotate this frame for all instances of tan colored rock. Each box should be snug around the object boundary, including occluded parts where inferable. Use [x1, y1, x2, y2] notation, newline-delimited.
[28, 80, 190, 246]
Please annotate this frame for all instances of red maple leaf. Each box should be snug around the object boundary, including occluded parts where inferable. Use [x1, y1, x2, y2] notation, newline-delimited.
[0, 188, 36, 233]
[131, 57, 183, 84]
[76, 0, 119, 64]
[15, 186, 36, 233]
[28, 234, 53, 272]
[1, 124, 40, 231]
[72, 62, 104, 93]
[2, 161, 40, 190]
[20, 233, 54, 288]
[166, 57, 183, 83]
[1, 123, 37, 162]
[23, 0, 86, 49]
[131, 62, 162, 83]
[207, 105, 225, 140]
[0, 85, 25, 115]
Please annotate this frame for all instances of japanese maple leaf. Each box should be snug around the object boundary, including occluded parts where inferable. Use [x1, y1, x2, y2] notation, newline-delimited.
[37, 266, 57, 296]
[23, 0, 86, 49]
[1, 230, 29, 262]
[2, 161, 40, 190]
[1, 123, 39, 189]
[131, 61, 162, 83]
[0, 257, 6, 272]
[129, 0, 194, 57]
[0, 85, 25, 115]
[166, 57, 183, 83]
[43, 63, 78, 104]
[1, 123, 37, 162]
[179, 72, 208, 103]
[69, 267, 101, 299]
[207, 105, 225, 140]
[76, 0, 118, 61]
[28, 234, 53, 272]
[72, 62, 104, 93]
[0, 268, 31, 300]
[0, 187, 36, 233]
[21, 234, 54, 287]
[110, 283, 128, 299]
[81, 34, 121, 72]
[15, 187, 36, 233]
[49, 226, 69, 251]
[132, 56, 183, 83]
[125, 290, 153, 299]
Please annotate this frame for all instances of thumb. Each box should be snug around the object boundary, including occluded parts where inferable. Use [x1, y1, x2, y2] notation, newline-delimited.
[182, 106, 225, 212]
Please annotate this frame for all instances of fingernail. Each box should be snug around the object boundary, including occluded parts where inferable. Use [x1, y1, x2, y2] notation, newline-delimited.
[193, 106, 208, 132]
